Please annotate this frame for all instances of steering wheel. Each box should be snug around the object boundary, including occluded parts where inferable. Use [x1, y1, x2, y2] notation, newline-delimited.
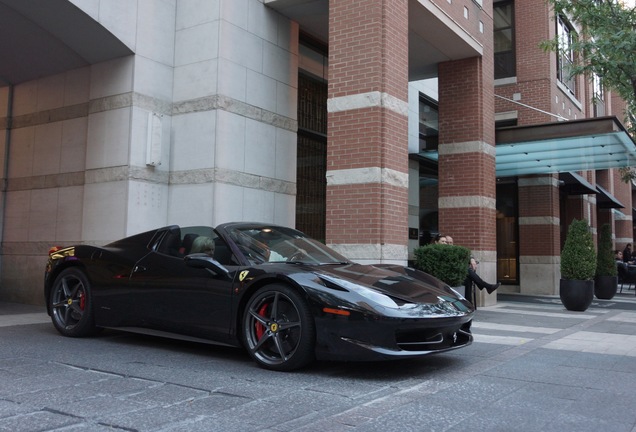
[287, 250, 307, 262]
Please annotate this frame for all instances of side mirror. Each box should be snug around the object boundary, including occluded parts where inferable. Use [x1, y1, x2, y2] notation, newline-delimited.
[184, 253, 230, 277]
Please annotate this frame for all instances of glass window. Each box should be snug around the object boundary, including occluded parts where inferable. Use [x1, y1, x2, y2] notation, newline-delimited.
[419, 95, 439, 152]
[557, 16, 576, 95]
[226, 225, 349, 265]
[593, 74, 605, 117]
[494, 1, 515, 79]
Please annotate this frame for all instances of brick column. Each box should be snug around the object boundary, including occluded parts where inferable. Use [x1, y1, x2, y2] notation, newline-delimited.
[325, 0, 409, 264]
[518, 175, 562, 295]
[611, 170, 633, 249]
[438, 54, 496, 305]
[596, 170, 613, 241]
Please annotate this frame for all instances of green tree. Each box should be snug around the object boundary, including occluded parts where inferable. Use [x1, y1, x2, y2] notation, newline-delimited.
[596, 223, 617, 277]
[561, 219, 596, 281]
[542, 0, 636, 182]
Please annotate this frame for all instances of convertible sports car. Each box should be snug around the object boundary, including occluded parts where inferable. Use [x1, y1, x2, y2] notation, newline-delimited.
[45, 222, 474, 371]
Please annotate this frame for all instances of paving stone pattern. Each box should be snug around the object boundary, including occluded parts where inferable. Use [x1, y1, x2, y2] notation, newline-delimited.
[1, 293, 636, 431]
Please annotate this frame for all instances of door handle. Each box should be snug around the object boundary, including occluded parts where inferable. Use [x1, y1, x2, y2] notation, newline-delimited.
[133, 265, 147, 273]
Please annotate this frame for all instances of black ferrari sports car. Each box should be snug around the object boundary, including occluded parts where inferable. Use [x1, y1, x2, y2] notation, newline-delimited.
[45, 222, 474, 371]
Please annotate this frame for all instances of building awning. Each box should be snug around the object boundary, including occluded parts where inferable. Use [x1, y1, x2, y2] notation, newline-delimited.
[495, 117, 636, 177]
[559, 172, 598, 195]
[413, 117, 636, 177]
[596, 185, 624, 209]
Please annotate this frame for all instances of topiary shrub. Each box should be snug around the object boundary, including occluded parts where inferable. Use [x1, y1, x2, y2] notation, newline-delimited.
[413, 244, 471, 286]
[596, 223, 617, 277]
[561, 219, 596, 281]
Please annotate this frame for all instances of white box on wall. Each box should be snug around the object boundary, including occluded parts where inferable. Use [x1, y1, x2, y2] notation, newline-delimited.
[146, 112, 163, 167]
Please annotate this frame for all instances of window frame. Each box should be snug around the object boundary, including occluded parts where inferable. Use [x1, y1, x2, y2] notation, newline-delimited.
[556, 15, 577, 96]
[493, 0, 516, 80]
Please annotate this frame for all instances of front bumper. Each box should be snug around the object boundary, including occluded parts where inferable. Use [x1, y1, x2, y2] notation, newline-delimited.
[313, 313, 473, 362]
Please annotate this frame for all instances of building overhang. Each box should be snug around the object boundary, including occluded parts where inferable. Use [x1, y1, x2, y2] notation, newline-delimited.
[495, 117, 636, 177]
[413, 117, 636, 179]
[264, 0, 483, 81]
[0, 0, 133, 87]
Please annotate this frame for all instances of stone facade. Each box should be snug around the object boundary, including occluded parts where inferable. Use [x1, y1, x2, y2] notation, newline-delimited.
[0, 0, 633, 305]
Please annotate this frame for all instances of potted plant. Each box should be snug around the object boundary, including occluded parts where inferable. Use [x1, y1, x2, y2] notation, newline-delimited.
[560, 219, 596, 311]
[594, 223, 618, 300]
[414, 244, 471, 292]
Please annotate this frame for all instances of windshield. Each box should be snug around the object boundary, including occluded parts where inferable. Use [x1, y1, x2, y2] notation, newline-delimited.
[226, 225, 350, 265]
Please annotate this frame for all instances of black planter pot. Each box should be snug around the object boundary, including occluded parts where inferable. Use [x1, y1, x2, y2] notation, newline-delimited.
[594, 275, 618, 300]
[559, 279, 594, 311]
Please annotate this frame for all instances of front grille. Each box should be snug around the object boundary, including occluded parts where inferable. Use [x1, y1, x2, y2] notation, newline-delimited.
[395, 322, 471, 351]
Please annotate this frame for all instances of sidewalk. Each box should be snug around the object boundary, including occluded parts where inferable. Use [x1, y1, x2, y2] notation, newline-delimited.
[475, 291, 636, 357]
[0, 301, 48, 327]
[1, 292, 636, 431]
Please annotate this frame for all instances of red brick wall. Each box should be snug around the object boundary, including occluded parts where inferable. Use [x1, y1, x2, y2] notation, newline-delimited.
[494, 1, 586, 125]
[518, 178, 561, 256]
[328, 0, 408, 100]
[438, 51, 496, 252]
[326, 0, 409, 250]
[326, 184, 408, 245]
[439, 57, 495, 145]
[327, 108, 408, 173]
[613, 169, 633, 247]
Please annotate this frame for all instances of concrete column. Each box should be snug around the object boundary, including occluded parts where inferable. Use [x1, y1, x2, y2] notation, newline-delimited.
[326, 0, 409, 264]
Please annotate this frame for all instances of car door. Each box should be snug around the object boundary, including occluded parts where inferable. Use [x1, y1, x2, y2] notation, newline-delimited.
[128, 228, 238, 343]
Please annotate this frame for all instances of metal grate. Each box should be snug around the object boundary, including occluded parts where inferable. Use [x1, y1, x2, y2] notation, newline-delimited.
[296, 73, 327, 242]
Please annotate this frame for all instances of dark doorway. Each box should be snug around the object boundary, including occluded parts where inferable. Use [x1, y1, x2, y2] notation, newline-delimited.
[296, 72, 327, 242]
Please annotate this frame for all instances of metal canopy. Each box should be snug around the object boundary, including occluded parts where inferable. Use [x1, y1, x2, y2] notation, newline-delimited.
[414, 117, 636, 178]
[559, 172, 598, 195]
[596, 185, 624, 209]
[495, 117, 636, 177]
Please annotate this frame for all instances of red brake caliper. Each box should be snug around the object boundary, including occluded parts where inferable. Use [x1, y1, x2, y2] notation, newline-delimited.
[78, 290, 86, 311]
[255, 303, 268, 339]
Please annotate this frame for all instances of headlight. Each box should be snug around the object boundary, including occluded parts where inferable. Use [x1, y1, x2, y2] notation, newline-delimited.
[318, 274, 399, 308]
[446, 285, 467, 301]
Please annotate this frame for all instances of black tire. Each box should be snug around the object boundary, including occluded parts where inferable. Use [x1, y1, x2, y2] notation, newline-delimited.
[49, 268, 97, 337]
[242, 284, 315, 371]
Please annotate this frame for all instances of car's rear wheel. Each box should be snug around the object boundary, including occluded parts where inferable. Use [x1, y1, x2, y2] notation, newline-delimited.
[49, 268, 97, 337]
[242, 284, 315, 371]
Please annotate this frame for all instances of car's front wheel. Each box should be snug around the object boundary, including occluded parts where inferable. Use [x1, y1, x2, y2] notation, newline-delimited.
[49, 268, 97, 337]
[242, 284, 315, 371]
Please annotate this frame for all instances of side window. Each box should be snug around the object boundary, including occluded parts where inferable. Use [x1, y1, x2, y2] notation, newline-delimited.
[156, 227, 182, 257]
[178, 227, 237, 266]
[593, 73, 605, 117]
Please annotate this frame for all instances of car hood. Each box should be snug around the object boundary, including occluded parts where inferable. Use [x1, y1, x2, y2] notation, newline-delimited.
[313, 263, 462, 304]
